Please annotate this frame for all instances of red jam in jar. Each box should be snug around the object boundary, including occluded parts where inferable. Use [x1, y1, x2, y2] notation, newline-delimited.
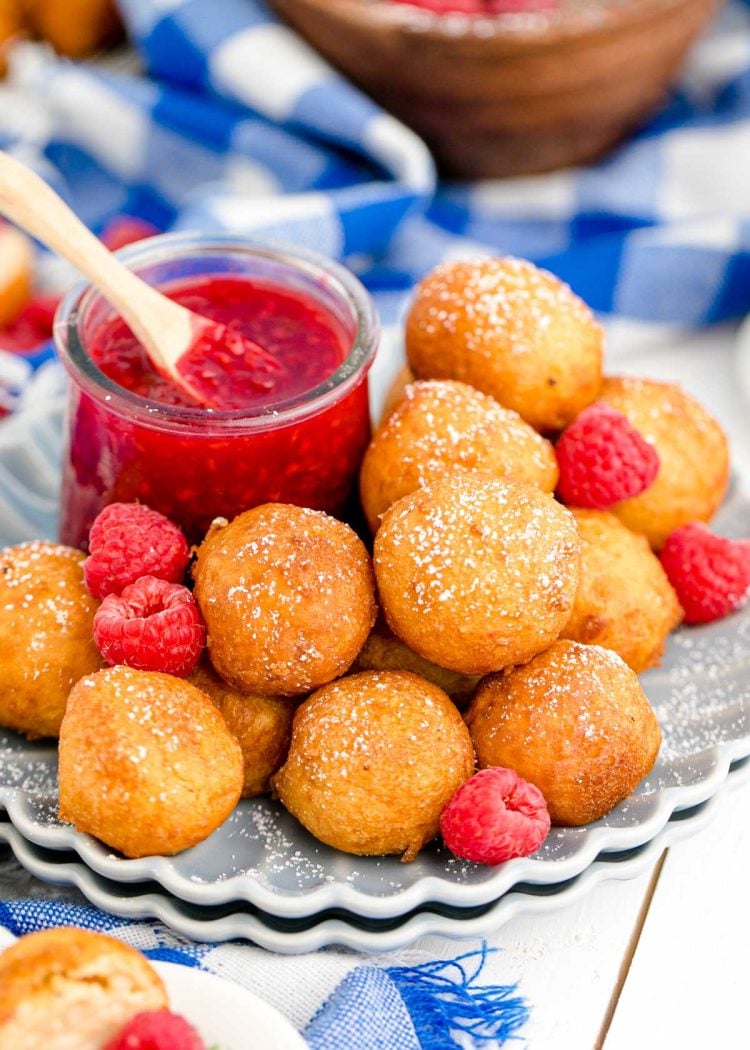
[55, 237, 379, 548]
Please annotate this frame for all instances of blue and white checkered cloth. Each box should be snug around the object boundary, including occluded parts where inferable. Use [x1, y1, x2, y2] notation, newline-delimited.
[1, 0, 749, 1043]
[0, 897, 528, 1048]
[1, 0, 749, 342]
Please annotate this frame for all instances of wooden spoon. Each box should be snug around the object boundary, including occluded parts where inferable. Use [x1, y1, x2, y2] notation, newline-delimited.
[0, 151, 283, 407]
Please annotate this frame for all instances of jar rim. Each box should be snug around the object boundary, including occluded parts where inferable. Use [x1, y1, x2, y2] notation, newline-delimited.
[53, 232, 380, 432]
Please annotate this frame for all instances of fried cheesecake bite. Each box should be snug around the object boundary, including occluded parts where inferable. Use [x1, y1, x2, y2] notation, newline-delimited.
[192, 504, 376, 696]
[0, 541, 102, 739]
[560, 509, 683, 672]
[466, 640, 661, 826]
[0, 928, 167, 1050]
[58, 665, 243, 857]
[189, 660, 294, 798]
[351, 615, 480, 709]
[273, 670, 475, 861]
[374, 473, 580, 675]
[405, 257, 603, 432]
[359, 379, 558, 532]
[599, 376, 730, 549]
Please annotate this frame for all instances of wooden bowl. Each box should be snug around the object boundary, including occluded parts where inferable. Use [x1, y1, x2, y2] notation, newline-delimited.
[271, 0, 720, 177]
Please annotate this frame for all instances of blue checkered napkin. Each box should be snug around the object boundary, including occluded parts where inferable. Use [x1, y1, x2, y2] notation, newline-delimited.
[0, 898, 529, 1049]
[1, 0, 748, 339]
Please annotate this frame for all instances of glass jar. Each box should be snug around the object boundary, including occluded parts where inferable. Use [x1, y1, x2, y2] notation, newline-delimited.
[54, 233, 379, 548]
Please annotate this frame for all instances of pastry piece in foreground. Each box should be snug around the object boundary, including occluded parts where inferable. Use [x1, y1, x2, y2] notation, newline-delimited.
[0, 927, 167, 1050]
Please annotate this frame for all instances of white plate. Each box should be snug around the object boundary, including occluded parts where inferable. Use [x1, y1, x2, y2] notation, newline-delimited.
[1, 380, 750, 922]
[155, 962, 306, 1049]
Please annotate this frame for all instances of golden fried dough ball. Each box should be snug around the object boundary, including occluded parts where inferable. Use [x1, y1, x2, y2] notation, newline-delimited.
[599, 376, 730, 549]
[0, 224, 32, 327]
[24, 0, 122, 57]
[405, 257, 603, 432]
[58, 665, 243, 857]
[380, 364, 415, 423]
[273, 670, 474, 861]
[193, 504, 377, 696]
[360, 380, 558, 532]
[561, 510, 683, 672]
[466, 640, 661, 826]
[189, 660, 294, 798]
[351, 616, 480, 709]
[374, 473, 580, 675]
[0, 928, 167, 1050]
[0, 541, 102, 739]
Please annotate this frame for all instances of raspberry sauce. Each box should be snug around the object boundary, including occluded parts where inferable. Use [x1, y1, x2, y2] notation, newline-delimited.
[90, 277, 346, 411]
[60, 274, 374, 547]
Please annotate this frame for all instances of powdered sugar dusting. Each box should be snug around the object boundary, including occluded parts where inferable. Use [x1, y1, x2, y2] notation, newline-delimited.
[411, 256, 595, 360]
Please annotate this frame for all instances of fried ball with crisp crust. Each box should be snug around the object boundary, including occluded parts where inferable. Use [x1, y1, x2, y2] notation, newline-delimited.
[360, 379, 559, 532]
[374, 473, 580, 675]
[351, 616, 480, 709]
[193, 504, 377, 696]
[0, 541, 103, 739]
[189, 660, 294, 798]
[599, 376, 730, 549]
[466, 640, 661, 826]
[273, 670, 475, 861]
[58, 665, 243, 857]
[0, 928, 167, 1050]
[405, 257, 603, 432]
[561, 510, 683, 672]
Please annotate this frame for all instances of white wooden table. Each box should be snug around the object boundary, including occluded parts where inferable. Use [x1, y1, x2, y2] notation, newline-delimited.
[1, 322, 748, 1049]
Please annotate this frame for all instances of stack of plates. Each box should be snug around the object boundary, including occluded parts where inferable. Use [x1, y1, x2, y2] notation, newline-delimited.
[1, 397, 749, 952]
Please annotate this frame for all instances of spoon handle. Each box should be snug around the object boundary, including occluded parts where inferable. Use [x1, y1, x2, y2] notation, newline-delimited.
[0, 150, 192, 376]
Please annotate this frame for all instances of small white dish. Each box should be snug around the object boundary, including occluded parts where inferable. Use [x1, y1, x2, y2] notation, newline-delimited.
[154, 962, 307, 1050]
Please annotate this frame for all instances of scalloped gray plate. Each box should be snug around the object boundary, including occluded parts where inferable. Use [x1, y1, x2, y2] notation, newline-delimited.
[1, 394, 749, 921]
[2, 759, 747, 951]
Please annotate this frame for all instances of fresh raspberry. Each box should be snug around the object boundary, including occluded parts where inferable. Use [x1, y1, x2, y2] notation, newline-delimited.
[555, 402, 660, 509]
[440, 767, 550, 865]
[93, 576, 206, 676]
[104, 1010, 206, 1050]
[101, 216, 161, 252]
[659, 523, 750, 625]
[84, 502, 190, 599]
[0, 294, 59, 353]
